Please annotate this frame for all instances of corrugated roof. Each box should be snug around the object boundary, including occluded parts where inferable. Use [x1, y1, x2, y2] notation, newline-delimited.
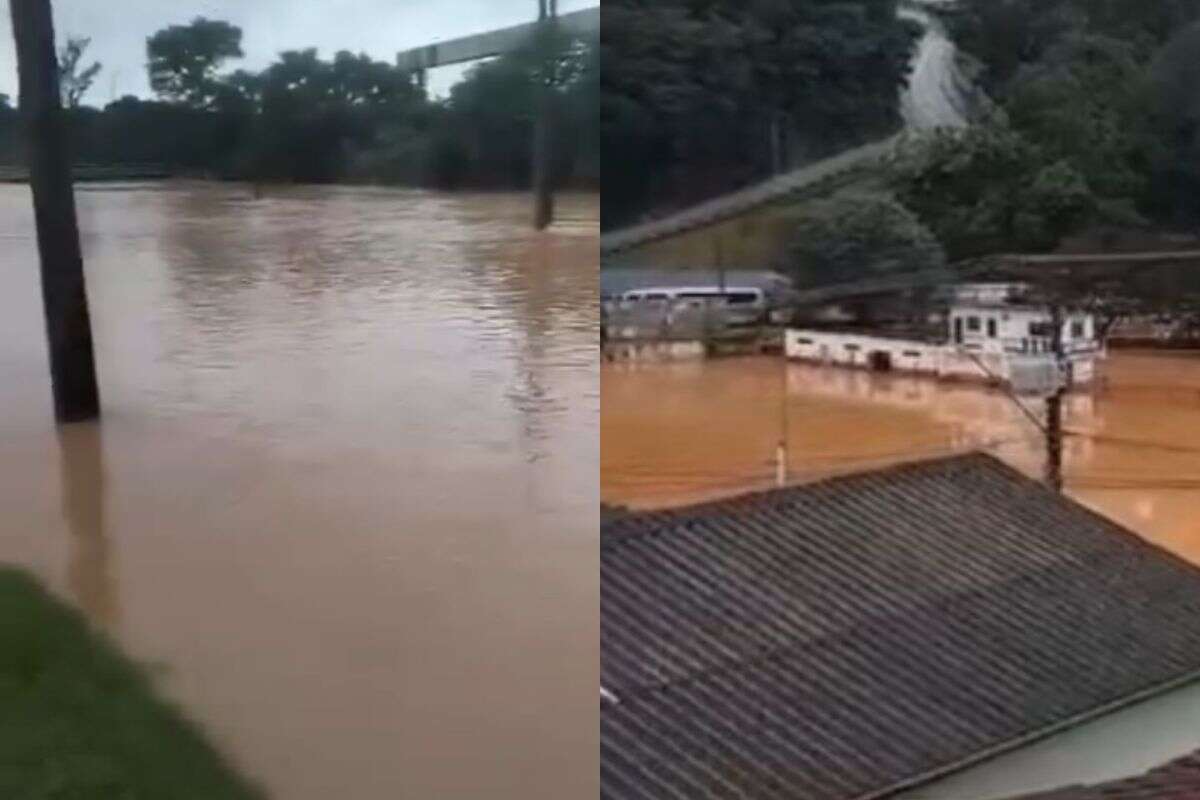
[1007, 751, 1200, 799]
[601, 453, 1200, 800]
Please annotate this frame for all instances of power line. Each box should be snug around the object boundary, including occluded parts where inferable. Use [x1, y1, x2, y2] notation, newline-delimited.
[958, 349, 1048, 433]
[1065, 430, 1200, 456]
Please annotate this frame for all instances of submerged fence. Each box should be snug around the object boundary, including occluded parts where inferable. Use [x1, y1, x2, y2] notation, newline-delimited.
[602, 299, 769, 343]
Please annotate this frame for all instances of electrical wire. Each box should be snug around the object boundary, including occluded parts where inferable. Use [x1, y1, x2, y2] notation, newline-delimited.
[958, 348, 1049, 433]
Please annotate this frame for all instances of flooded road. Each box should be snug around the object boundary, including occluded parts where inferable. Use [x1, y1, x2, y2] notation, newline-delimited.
[603, 353, 1200, 563]
[0, 183, 598, 798]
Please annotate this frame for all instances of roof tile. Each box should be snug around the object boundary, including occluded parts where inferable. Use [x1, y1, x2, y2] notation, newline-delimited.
[602, 453, 1200, 799]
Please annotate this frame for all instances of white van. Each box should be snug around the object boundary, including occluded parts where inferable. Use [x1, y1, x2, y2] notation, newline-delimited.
[618, 286, 768, 326]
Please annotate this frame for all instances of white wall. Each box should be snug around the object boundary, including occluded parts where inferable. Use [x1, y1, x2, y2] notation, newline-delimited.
[951, 306, 1097, 355]
[894, 679, 1200, 800]
[784, 330, 1011, 385]
[786, 331, 942, 374]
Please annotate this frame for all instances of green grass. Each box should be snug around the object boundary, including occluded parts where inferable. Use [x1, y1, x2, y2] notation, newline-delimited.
[0, 567, 263, 800]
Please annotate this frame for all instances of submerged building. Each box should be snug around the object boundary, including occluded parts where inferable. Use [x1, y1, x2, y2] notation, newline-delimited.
[786, 283, 1104, 389]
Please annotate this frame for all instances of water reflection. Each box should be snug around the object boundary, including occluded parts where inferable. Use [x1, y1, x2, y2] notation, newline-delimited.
[58, 423, 118, 633]
[0, 183, 598, 800]
[602, 352, 1200, 562]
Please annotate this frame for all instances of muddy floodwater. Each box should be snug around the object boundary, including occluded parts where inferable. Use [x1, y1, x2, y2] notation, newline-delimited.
[603, 353, 1200, 563]
[0, 183, 598, 798]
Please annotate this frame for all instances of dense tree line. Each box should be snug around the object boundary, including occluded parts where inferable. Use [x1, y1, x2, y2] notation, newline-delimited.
[889, 0, 1200, 261]
[0, 17, 598, 190]
[601, 0, 920, 229]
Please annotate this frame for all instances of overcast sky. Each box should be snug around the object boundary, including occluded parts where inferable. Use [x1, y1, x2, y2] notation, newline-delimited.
[0, 0, 596, 104]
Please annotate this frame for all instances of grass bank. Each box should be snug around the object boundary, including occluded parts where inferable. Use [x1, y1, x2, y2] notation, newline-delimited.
[0, 567, 262, 799]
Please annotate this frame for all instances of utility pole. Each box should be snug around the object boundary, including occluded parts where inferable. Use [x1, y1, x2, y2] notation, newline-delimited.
[532, 0, 556, 230]
[777, 350, 789, 488]
[1045, 301, 1064, 492]
[10, 0, 100, 422]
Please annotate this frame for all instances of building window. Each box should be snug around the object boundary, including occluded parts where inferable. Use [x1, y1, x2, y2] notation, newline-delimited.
[967, 316, 981, 332]
[1071, 320, 1085, 339]
[987, 319, 997, 338]
[844, 344, 860, 352]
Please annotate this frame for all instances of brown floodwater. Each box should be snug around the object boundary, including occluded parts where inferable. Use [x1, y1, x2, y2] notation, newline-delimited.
[0, 183, 598, 798]
[603, 353, 1200, 563]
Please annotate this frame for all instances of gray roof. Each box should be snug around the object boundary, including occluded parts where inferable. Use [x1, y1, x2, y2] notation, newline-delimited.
[601, 453, 1200, 800]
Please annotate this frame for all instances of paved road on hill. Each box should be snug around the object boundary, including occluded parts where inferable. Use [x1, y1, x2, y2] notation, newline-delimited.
[601, 2, 971, 255]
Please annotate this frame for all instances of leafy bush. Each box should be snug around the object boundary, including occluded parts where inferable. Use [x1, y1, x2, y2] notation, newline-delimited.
[773, 192, 946, 287]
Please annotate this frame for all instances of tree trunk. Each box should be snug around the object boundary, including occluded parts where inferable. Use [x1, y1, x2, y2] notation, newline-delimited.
[10, 0, 100, 422]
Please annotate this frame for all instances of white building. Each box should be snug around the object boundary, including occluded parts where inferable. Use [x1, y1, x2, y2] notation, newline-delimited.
[786, 285, 1104, 389]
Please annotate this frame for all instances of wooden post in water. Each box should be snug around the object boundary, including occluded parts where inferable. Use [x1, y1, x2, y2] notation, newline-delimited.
[532, 0, 556, 230]
[9, 0, 100, 422]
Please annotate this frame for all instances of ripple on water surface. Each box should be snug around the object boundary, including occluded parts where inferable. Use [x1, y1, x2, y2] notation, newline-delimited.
[0, 182, 599, 799]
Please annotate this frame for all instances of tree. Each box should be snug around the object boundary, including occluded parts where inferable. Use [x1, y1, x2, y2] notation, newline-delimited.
[433, 36, 591, 191]
[772, 192, 946, 288]
[1148, 21, 1200, 223]
[1004, 34, 1155, 204]
[601, 0, 918, 228]
[740, 0, 919, 171]
[890, 120, 1096, 259]
[146, 17, 243, 108]
[944, 0, 1200, 95]
[210, 69, 260, 114]
[940, 0, 1200, 232]
[0, 14, 597, 191]
[57, 35, 101, 108]
[944, 0, 1082, 94]
[447, 53, 540, 186]
[561, 39, 599, 184]
[514, 14, 589, 91]
[330, 50, 421, 108]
